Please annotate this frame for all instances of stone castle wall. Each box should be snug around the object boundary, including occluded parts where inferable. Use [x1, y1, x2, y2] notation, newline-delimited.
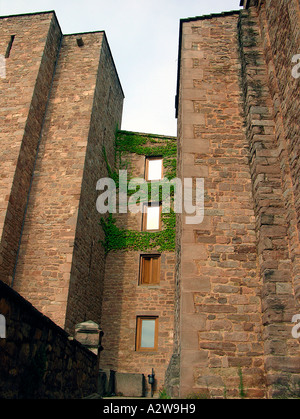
[177, 11, 265, 398]
[175, 1, 300, 398]
[0, 13, 62, 286]
[0, 2, 299, 399]
[0, 12, 124, 334]
[0, 280, 99, 399]
[239, 0, 300, 398]
[99, 134, 177, 397]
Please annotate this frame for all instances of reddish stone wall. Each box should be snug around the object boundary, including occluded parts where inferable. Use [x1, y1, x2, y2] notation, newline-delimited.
[176, 4, 300, 399]
[64, 34, 124, 334]
[100, 250, 175, 396]
[239, 4, 300, 398]
[99, 146, 176, 397]
[256, 0, 300, 304]
[0, 13, 62, 286]
[8, 23, 124, 333]
[177, 12, 265, 398]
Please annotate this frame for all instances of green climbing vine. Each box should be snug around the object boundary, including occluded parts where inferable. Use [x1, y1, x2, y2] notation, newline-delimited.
[99, 130, 177, 253]
[116, 130, 177, 180]
[100, 211, 176, 254]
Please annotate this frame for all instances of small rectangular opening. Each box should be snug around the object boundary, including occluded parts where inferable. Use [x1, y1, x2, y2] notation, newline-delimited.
[142, 202, 162, 231]
[145, 157, 163, 181]
[77, 37, 84, 47]
[139, 255, 161, 285]
[5, 35, 15, 59]
[136, 317, 158, 352]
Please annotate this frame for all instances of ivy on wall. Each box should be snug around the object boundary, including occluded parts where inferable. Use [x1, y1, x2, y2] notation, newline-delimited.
[100, 212, 176, 254]
[100, 130, 177, 253]
[116, 130, 177, 180]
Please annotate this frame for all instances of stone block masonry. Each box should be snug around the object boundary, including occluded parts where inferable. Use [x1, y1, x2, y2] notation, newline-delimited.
[0, 12, 124, 334]
[175, 1, 300, 399]
[1, 2, 299, 400]
[0, 12, 62, 287]
[238, 2, 300, 398]
[100, 250, 176, 397]
[99, 134, 176, 397]
[0, 280, 99, 399]
[177, 11, 266, 398]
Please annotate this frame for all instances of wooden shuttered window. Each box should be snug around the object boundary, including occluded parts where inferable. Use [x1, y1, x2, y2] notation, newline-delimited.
[140, 255, 161, 285]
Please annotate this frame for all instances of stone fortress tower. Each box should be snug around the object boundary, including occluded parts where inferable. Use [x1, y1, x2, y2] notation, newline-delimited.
[175, 0, 300, 398]
[0, 11, 124, 334]
[0, 0, 299, 399]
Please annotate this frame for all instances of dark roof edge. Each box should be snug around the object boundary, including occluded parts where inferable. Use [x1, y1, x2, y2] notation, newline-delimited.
[239, 0, 251, 8]
[175, 9, 241, 118]
[180, 9, 241, 24]
[0, 10, 56, 19]
[64, 30, 105, 36]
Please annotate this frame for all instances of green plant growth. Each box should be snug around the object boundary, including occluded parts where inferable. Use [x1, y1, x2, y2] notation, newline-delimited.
[100, 211, 176, 254]
[116, 130, 177, 180]
[185, 392, 211, 399]
[238, 367, 247, 399]
[99, 130, 177, 253]
[158, 387, 171, 399]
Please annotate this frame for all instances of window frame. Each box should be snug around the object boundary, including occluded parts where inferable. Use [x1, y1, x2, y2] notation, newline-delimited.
[136, 316, 159, 352]
[142, 202, 162, 231]
[145, 156, 163, 181]
[139, 254, 161, 286]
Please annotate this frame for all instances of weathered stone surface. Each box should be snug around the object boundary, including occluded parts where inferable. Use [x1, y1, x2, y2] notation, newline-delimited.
[174, 0, 300, 399]
[0, 1, 299, 401]
[0, 281, 99, 399]
[115, 372, 145, 398]
[99, 139, 176, 397]
[0, 12, 124, 334]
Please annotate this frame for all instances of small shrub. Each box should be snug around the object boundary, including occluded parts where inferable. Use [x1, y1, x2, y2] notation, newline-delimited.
[185, 392, 211, 399]
[158, 387, 171, 399]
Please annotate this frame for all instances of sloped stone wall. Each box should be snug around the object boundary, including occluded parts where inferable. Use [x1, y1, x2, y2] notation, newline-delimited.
[0, 281, 98, 399]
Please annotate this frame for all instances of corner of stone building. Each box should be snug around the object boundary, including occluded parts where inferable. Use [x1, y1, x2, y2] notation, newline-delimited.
[237, 1, 300, 399]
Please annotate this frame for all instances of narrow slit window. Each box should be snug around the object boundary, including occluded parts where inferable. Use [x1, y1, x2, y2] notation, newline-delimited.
[146, 157, 163, 181]
[143, 202, 161, 231]
[5, 35, 15, 59]
[140, 255, 161, 285]
[136, 317, 158, 352]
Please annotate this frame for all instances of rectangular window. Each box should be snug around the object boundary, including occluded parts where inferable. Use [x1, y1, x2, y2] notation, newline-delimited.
[140, 255, 161, 285]
[136, 317, 158, 352]
[142, 202, 161, 231]
[145, 157, 163, 181]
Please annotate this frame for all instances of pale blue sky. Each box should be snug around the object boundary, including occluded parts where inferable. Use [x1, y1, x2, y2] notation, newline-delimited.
[0, 0, 242, 136]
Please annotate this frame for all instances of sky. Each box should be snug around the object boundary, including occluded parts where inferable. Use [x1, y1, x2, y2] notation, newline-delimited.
[0, 0, 242, 136]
